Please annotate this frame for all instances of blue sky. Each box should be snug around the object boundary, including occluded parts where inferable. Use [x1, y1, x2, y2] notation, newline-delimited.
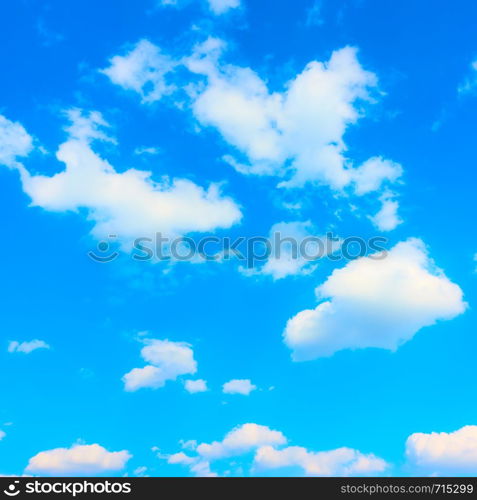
[0, 0, 476, 477]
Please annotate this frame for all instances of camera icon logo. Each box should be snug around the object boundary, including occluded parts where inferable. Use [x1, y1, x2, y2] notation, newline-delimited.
[88, 235, 120, 263]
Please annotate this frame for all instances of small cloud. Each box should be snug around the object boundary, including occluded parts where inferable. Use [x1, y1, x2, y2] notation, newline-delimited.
[134, 146, 161, 156]
[184, 379, 208, 393]
[123, 338, 198, 391]
[8, 340, 50, 354]
[369, 192, 403, 232]
[222, 379, 257, 395]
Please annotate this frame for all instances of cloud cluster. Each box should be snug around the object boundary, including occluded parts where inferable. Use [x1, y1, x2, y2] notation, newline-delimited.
[196, 423, 286, 460]
[102, 38, 404, 224]
[101, 40, 176, 104]
[26, 444, 131, 475]
[123, 338, 198, 391]
[1, 110, 241, 247]
[255, 445, 387, 476]
[166, 423, 387, 477]
[284, 238, 467, 360]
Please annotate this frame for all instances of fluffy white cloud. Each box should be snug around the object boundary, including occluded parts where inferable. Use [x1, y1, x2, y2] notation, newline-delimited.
[184, 379, 208, 393]
[167, 449, 218, 477]
[369, 192, 402, 232]
[352, 158, 402, 196]
[0, 430, 5, 441]
[406, 426, 477, 474]
[186, 39, 402, 192]
[166, 423, 387, 477]
[8, 340, 50, 354]
[101, 40, 176, 104]
[166, 424, 285, 476]
[123, 339, 197, 391]
[134, 146, 160, 156]
[26, 444, 131, 475]
[103, 38, 403, 199]
[255, 445, 388, 476]
[284, 238, 466, 360]
[196, 424, 286, 461]
[222, 379, 257, 395]
[9, 109, 241, 247]
[0, 114, 33, 168]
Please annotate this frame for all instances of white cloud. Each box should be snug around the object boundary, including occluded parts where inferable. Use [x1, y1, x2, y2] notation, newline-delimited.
[123, 339, 197, 391]
[284, 238, 467, 361]
[168, 452, 197, 465]
[25, 444, 131, 475]
[184, 379, 208, 393]
[8, 109, 241, 247]
[8, 340, 50, 354]
[103, 38, 403, 201]
[406, 426, 477, 474]
[165, 423, 387, 477]
[0, 114, 34, 168]
[167, 449, 218, 477]
[369, 192, 402, 232]
[352, 157, 402, 196]
[254, 445, 388, 476]
[167, 424, 287, 476]
[196, 423, 286, 461]
[101, 40, 176, 104]
[222, 379, 256, 395]
[208, 0, 240, 15]
[186, 39, 402, 193]
[0, 430, 5, 441]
